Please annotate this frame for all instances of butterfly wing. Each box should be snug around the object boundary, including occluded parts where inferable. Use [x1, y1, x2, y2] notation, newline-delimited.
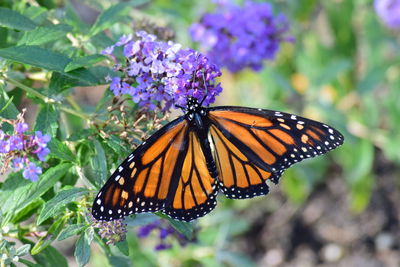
[163, 130, 218, 221]
[92, 116, 218, 222]
[92, 116, 189, 221]
[207, 106, 344, 199]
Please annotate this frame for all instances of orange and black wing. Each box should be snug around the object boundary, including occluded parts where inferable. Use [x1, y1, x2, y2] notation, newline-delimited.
[92, 117, 219, 222]
[92, 117, 189, 221]
[208, 106, 344, 199]
[163, 131, 218, 221]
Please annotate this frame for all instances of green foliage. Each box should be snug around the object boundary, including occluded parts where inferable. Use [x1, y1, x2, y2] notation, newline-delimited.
[0, 0, 398, 266]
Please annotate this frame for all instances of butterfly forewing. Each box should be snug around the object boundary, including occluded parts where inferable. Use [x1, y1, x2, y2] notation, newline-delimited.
[92, 117, 189, 221]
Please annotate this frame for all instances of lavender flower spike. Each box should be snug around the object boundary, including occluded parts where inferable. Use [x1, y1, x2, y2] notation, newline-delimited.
[190, 0, 292, 72]
[102, 31, 223, 112]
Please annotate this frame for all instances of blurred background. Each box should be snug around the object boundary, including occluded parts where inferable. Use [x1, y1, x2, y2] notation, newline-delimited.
[2, 0, 400, 266]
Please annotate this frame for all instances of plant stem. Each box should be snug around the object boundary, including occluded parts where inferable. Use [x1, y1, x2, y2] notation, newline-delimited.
[4, 76, 95, 121]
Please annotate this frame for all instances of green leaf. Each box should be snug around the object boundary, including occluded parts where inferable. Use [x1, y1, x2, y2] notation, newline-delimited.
[350, 173, 374, 213]
[34, 104, 59, 137]
[90, 139, 108, 186]
[163, 215, 194, 239]
[31, 217, 66, 254]
[68, 129, 96, 141]
[64, 54, 107, 72]
[0, 85, 18, 123]
[63, 67, 103, 85]
[0, 95, 14, 114]
[0, 27, 7, 48]
[12, 198, 44, 224]
[49, 66, 111, 93]
[0, 7, 36, 31]
[18, 24, 72, 46]
[22, 5, 48, 24]
[32, 245, 68, 267]
[1, 163, 72, 226]
[90, 32, 115, 49]
[16, 244, 31, 256]
[16, 259, 38, 267]
[89, 2, 131, 36]
[47, 138, 76, 162]
[116, 240, 129, 256]
[108, 256, 131, 267]
[58, 223, 88, 241]
[74, 229, 92, 267]
[106, 135, 131, 156]
[96, 87, 114, 112]
[37, 188, 88, 224]
[0, 45, 71, 72]
[48, 72, 84, 94]
[124, 213, 159, 227]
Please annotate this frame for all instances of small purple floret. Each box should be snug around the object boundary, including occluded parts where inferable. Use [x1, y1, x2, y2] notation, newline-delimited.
[23, 162, 42, 182]
[374, 0, 400, 29]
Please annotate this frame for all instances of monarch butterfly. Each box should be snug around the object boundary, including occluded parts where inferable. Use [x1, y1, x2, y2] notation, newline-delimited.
[92, 96, 343, 222]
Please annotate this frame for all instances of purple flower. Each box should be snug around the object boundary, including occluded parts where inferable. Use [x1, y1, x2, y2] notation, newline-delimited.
[23, 162, 42, 182]
[136, 30, 156, 42]
[374, 0, 400, 29]
[159, 228, 172, 239]
[110, 77, 122, 95]
[9, 135, 24, 150]
[102, 31, 223, 111]
[0, 140, 11, 153]
[136, 220, 192, 251]
[12, 157, 25, 170]
[115, 34, 132, 46]
[36, 147, 50, 161]
[1, 118, 51, 182]
[101, 46, 115, 56]
[154, 243, 172, 251]
[15, 123, 28, 133]
[90, 214, 127, 245]
[190, 0, 292, 72]
[34, 131, 50, 148]
[137, 223, 158, 238]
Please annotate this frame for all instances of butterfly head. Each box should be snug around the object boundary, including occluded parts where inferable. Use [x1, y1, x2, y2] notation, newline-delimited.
[185, 96, 207, 124]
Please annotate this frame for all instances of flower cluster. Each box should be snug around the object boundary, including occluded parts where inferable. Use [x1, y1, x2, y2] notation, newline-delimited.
[190, 0, 292, 72]
[137, 220, 191, 251]
[94, 219, 127, 245]
[102, 31, 223, 112]
[374, 0, 400, 29]
[0, 111, 50, 182]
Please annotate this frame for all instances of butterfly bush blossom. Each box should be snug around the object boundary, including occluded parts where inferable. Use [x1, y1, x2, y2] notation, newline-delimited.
[137, 219, 191, 251]
[0, 111, 50, 182]
[190, 0, 292, 72]
[102, 31, 223, 111]
[374, 0, 400, 29]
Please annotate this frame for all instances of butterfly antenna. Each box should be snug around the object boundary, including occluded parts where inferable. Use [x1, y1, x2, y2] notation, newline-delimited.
[200, 70, 208, 106]
[175, 104, 186, 110]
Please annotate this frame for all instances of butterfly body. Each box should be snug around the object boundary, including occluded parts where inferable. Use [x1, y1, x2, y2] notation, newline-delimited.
[92, 97, 344, 222]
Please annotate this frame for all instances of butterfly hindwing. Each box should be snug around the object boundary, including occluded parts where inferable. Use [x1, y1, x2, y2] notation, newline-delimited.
[209, 124, 272, 199]
[163, 131, 218, 221]
[208, 106, 344, 197]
